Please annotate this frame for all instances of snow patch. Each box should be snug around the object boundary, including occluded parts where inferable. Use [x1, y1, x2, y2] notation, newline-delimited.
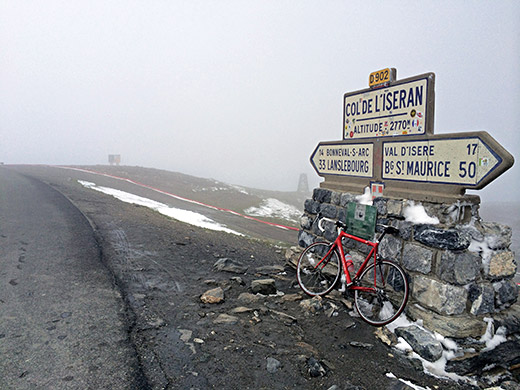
[480, 317, 507, 351]
[78, 180, 243, 235]
[386, 372, 431, 390]
[245, 198, 301, 223]
[403, 201, 439, 224]
[356, 187, 373, 205]
[385, 311, 472, 384]
[385, 312, 511, 386]
[468, 232, 502, 267]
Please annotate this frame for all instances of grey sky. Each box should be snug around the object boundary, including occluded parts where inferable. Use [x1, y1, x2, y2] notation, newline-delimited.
[1, 1, 518, 202]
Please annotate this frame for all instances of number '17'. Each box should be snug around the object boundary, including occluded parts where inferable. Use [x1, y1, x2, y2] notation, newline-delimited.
[467, 143, 478, 155]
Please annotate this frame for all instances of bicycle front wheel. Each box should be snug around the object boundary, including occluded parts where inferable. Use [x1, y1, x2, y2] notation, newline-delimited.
[296, 242, 341, 296]
[354, 260, 409, 326]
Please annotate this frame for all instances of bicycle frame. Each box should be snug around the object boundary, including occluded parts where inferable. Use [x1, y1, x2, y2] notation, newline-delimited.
[316, 229, 381, 290]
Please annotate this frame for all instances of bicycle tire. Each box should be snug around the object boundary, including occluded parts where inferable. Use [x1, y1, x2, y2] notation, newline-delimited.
[354, 259, 409, 326]
[296, 242, 341, 296]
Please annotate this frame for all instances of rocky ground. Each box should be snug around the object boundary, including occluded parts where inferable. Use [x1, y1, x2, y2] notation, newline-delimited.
[9, 165, 518, 390]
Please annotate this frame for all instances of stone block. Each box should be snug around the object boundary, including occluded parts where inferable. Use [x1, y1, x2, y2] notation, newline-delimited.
[386, 199, 403, 216]
[337, 208, 346, 224]
[413, 275, 467, 315]
[402, 243, 433, 274]
[331, 191, 341, 205]
[414, 225, 470, 251]
[495, 303, 520, 336]
[422, 203, 447, 224]
[340, 193, 356, 207]
[443, 202, 474, 225]
[406, 305, 487, 338]
[460, 224, 484, 242]
[481, 222, 512, 250]
[378, 234, 402, 261]
[446, 339, 520, 375]
[437, 250, 480, 285]
[397, 220, 413, 241]
[373, 197, 387, 215]
[493, 280, 519, 309]
[300, 214, 313, 230]
[304, 199, 320, 214]
[320, 203, 338, 219]
[298, 230, 314, 248]
[488, 250, 517, 280]
[313, 188, 332, 203]
[468, 283, 495, 315]
[323, 224, 339, 242]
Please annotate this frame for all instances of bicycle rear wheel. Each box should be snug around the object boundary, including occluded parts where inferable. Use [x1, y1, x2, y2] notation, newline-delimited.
[296, 242, 341, 296]
[354, 260, 409, 326]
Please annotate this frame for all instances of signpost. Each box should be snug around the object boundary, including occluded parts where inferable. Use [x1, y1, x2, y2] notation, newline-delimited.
[381, 132, 508, 189]
[311, 69, 514, 202]
[310, 142, 373, 178]
[344, 73, 435, 140]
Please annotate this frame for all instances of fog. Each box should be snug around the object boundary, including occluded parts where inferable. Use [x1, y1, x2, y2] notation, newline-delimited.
[1, 1, 518, 202]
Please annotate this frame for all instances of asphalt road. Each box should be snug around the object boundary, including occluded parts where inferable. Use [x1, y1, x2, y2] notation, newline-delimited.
[0, 168, 146, 389]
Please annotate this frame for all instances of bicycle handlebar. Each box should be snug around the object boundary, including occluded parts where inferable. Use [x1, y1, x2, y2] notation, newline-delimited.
[316, 214, 342, 232]
[315, 212, 404, 235]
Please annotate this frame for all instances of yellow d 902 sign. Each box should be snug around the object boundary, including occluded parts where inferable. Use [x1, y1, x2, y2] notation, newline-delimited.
[369, 68, 394, 88]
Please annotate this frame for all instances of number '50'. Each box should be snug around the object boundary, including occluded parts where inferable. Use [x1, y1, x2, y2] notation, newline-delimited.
[459, 161, 476, 178]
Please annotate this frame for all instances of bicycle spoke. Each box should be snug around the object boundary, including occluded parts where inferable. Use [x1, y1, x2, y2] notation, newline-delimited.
[296, 242, 341, 296]
[354, 260, 409, 326]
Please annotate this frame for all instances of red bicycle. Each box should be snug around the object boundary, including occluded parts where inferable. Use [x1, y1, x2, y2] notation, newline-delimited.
[296, 213, 409, 326]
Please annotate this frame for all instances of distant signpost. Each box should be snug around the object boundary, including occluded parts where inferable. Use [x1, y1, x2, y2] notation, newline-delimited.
[311, 69, 514, 202]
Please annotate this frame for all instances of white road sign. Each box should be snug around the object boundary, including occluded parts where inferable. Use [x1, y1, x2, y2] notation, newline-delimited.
[311, 143, 373, 178]
[382, 135, 503, 187]
[344, 74, 434, 140]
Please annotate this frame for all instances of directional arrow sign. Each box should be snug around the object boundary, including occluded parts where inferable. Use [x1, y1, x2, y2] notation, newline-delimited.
[310, 142, 374, 178]
[381, 131, 514, 189]
[310, 131, 513, 201]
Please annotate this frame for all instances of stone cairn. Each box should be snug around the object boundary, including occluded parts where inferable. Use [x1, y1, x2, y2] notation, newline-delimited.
[298, 187, 520, 379]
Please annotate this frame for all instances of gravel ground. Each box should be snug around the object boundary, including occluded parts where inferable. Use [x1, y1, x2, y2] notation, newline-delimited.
[10, 165, 479, 390]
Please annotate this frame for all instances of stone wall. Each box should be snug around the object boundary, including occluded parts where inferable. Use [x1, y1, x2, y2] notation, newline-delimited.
[299, 188, 519, 339]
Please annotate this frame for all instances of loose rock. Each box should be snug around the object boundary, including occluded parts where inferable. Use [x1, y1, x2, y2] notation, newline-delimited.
[213, 314, 238, 325]
[300, 296, 323, 315]
[255, 265, 284, 275]
[200, 287, 224, 304]
[238, 292, 262, 304]
[395, 325, 443, 362]
[266, 357, 281, 373]
[307, 356, 326, 377]
[250, 279, 277, 295]
[213, 258, 248, 274]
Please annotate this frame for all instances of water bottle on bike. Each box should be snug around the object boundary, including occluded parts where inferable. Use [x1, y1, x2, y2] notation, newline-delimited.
[345, 253, 354, 284]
